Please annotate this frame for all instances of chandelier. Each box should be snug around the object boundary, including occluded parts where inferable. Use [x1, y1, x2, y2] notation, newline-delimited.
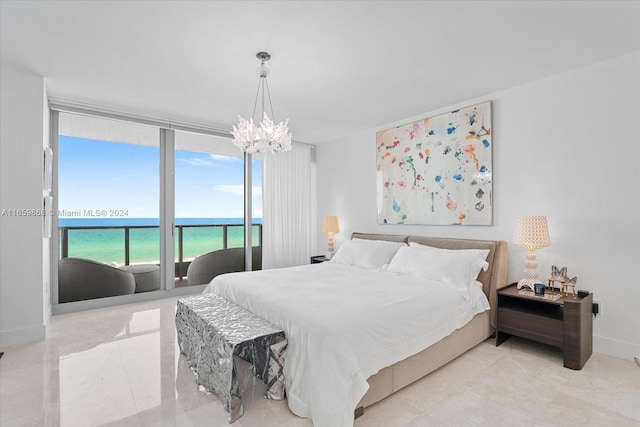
[232, 52, 292, 154]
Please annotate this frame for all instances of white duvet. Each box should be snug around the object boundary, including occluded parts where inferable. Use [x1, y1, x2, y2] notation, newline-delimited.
[203, 262, 489, 427]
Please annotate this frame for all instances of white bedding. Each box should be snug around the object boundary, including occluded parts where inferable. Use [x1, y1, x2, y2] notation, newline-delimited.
[203, 262, 489, 427]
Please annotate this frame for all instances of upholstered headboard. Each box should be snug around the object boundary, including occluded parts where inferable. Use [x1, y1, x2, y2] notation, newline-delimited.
[351, 232, 508, 328]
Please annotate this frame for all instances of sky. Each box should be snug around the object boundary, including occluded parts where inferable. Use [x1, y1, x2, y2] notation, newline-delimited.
[58, 136, 262, 220]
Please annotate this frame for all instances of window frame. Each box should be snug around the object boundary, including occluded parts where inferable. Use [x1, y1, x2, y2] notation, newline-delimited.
[49, 103, 257, 313]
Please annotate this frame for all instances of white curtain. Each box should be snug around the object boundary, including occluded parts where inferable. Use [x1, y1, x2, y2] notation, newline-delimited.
[263, 143, 313, 269]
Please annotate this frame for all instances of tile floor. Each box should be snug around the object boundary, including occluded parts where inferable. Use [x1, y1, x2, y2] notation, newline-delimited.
[1, 296, 638, 427]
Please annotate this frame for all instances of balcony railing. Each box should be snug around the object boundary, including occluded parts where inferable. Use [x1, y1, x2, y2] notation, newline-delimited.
[59, 223, 263, 280]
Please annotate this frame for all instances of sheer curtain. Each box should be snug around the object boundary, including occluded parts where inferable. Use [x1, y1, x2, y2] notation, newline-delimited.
[263, 143, 313, 269]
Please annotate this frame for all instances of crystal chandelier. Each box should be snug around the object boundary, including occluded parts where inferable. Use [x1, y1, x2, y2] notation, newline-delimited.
[232, 52, 292, 153]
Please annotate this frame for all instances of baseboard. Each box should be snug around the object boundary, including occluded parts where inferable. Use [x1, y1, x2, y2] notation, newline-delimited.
[594, 334, 640, 362]
[0, 323, 46, 349]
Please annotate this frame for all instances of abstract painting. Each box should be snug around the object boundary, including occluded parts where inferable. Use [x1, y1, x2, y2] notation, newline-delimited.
[376, 102, 492, 225]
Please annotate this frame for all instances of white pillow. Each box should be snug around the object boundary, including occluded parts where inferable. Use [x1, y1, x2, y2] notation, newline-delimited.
[330, 238, 406, 270]
[386, 243, 490, 290]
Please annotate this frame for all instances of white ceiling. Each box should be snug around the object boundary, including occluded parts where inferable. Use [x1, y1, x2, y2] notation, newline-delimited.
[2, 1, 639, 144]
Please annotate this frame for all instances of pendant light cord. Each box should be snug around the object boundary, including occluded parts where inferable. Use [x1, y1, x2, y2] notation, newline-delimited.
[250, 57, 277, 122]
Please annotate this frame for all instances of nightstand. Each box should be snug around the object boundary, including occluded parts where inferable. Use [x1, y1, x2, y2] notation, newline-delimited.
[310, 255, 326, 264]
[496, 283, 593, 370]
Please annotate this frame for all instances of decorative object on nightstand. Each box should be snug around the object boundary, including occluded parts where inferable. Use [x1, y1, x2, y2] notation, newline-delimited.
[322, 216, 340, 260]
[548, 265, 567, 292]
[561, 275, 578, 298]
[548, 265, 578, 299]
[513, 215, 550, 291]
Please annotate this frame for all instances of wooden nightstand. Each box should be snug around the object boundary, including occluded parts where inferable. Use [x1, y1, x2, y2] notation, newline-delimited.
[496, 283, 593, 370]
[310, 255, 326, 264]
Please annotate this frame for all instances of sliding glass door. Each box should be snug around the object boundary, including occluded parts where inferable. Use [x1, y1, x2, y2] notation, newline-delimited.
[53, 111, 261, 305]
[174, 131, 262, 286]
[57, 113, 161, 303]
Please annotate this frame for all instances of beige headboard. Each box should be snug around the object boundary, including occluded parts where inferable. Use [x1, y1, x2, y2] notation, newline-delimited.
[351, 232, 508, 328]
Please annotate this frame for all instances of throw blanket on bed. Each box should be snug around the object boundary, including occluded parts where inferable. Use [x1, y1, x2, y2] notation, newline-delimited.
[203, 262, 489, 427]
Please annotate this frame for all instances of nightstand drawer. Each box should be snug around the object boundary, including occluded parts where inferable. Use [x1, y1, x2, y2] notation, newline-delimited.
[498, 307, 563, 348]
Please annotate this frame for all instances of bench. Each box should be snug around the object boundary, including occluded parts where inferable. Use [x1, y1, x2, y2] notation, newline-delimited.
[175, 293, 287, 423]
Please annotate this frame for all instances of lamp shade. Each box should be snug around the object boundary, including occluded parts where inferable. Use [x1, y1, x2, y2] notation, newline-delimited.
[322, 216, 340, 234]
[513, 216, 550, 250]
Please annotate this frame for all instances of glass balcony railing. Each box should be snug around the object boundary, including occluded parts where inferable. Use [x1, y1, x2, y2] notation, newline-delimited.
[58, 223, 263, 280]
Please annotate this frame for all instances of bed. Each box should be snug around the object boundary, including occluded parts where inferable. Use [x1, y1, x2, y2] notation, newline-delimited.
[202, 232, 508, 426]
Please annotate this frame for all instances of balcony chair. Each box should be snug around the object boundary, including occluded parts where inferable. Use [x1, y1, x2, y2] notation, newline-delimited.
[58, 257, 136, 303]
[186, 246, 262, 286]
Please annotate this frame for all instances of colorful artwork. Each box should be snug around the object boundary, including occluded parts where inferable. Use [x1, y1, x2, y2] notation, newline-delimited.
[376, 102, 492, 225]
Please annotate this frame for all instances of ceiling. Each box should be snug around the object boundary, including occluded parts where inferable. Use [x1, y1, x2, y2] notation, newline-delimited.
[2, 1, 639, 144]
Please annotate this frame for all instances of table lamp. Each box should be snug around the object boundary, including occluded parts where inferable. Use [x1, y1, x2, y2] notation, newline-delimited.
[322, 216, 340, 259]
[513, 215, 550, 291]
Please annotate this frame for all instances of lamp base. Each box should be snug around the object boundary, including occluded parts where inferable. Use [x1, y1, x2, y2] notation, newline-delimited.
[517, 278, 538, 291]
[518, 249, 541, 292]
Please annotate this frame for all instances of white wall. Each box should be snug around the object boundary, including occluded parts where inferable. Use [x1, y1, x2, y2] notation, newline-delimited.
[0, 67, 50, 347]
[316, 52, 640, 361]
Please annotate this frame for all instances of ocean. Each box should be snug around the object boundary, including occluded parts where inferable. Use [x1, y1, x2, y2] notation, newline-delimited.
[59, 218, 262, 265]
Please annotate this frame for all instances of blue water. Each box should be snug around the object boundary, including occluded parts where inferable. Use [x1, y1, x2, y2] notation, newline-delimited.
[59, 217, 262, 227]
[58, 217, 262, 264]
